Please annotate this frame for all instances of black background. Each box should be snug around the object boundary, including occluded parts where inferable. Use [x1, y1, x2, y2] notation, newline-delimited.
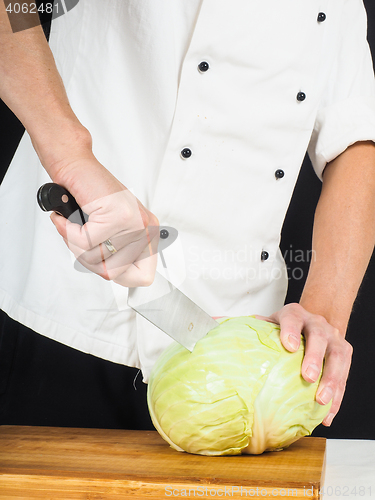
[0, 3, 374, 437]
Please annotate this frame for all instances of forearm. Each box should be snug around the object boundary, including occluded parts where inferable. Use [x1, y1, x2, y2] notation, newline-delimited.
[0, 2, 91, 175]
[300, 141, 375, 335]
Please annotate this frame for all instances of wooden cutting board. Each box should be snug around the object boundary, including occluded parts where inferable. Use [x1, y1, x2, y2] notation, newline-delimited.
[0, 426, 326, 499]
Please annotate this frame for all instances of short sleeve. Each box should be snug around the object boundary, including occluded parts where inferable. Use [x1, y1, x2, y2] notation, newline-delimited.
[308, 0, 375, 180]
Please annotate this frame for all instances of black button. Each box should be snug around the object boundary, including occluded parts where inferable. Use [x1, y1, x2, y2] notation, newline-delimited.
[317, 12, 326, 22]
[198, 61, 210, 73]
[275, 169, 285, 179]
[261, 251, 269, 262]
[160, 229, 169, 239]
[180, 148, 192, 159]
[297, 92, 306, 102]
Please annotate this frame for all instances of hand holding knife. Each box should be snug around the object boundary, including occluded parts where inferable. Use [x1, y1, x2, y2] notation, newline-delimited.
[37, 183, 218, 351]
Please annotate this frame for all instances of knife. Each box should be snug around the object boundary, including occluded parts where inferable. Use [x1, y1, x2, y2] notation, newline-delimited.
[37, 183, 218, 351]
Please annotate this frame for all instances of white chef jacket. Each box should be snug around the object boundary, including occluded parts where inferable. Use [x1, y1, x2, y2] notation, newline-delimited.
[1, 0, 375, 382]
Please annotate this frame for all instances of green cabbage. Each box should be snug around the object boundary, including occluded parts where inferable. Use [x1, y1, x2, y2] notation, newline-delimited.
[147, 316, 331, 456]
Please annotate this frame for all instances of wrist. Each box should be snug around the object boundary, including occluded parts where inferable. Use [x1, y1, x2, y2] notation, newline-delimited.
[31, 120, 93, 179]
[299, 288, 350, 337]
[39, 137, 125, 208]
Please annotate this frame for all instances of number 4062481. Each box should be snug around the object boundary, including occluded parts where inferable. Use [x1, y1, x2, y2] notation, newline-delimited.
[318, 486, 371, 497]
[5, 3, 57, 14]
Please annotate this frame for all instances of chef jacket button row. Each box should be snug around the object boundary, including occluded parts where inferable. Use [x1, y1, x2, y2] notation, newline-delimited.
[195, 57, 271, 265]
[192, 51, 299, 264]
[179, 63, 209, 158]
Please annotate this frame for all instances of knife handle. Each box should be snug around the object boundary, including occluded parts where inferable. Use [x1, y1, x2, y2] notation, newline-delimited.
[37, 183, 88, 226]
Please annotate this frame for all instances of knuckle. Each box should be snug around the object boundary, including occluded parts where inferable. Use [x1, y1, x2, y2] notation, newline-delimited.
[343, 348, 353, 367]
[147, 212, 159, 228]
[137, 206, 159, 231]
[281, 303, 305, 325]
[322, 378, 339, 396]
[328, 345, 351, 366]
[343, 339, 353, 357]
[322, 375, 348, 397]
[326, 374, 346, 391]
[329, 338, 353, 361]
[122, 207, 136, 225]
[286, 303, 303, 315]
[315, 314, 329, 326]
[331, 327, 340, 337]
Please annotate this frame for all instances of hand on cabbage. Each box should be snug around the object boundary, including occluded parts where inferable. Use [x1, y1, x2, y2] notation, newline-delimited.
[254, 303, 352, 428]
[147, 315, 333, 456]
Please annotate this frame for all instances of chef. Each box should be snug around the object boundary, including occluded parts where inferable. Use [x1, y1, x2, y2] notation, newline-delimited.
[0, 0, 375, 430]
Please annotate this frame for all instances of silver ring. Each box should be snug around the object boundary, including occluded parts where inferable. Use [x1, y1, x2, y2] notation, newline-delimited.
[103, 238, 117, 254]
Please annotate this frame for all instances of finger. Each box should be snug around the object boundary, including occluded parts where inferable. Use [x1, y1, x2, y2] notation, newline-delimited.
[315, 338, 352, 419]
[78, 258, 115, 281]
[274, 304, 306, 352]
[50, 209, 99, 253]
[71, 221, 160, 277]
[106, 224, 159, 279]
[50, 213, 95, 259]
[52, 194, 139, 253]
[300, 317, 331, 383]
[77, 229, 148, 266]
[322, 390, 344, 427]
[70, 220, 158, 265]
[79, 237, 148, 279]
[114, 234, 159, 287]
[63, 209, 157, 256]
[114, 257, 157, 287]
[78, 191, 146, 248]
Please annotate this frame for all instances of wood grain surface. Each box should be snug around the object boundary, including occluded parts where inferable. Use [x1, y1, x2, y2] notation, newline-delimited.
[0, 426, 326, 499]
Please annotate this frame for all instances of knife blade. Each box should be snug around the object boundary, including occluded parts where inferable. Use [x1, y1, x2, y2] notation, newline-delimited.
[127, 272, 218, 351]
[37, 183, 218, 351]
